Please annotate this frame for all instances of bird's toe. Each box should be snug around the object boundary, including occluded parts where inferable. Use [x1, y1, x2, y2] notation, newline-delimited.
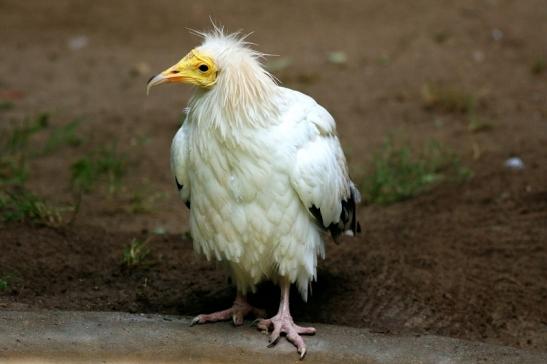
[258, 313, 312, 358]
[295, 324, 316, 335]
[267, 324, 282, 347]
[255, 318, 271, 333]
[286, 327, 306, 353]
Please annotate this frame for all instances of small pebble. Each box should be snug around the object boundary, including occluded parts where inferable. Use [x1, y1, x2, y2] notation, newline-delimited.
[327, 51, 348, 65]
[472, 50, 485, 63]
[504, 157, 524, 170]
[491, 28, 504, 41]
[153, 226, 167, 235]
[67, 35, 89, 50]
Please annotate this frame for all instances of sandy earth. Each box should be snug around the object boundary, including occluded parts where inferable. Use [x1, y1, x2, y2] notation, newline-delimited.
[0, 0, 546, 352]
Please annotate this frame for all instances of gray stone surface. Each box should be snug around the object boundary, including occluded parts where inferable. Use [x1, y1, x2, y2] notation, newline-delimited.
[0, 310, 545, 363]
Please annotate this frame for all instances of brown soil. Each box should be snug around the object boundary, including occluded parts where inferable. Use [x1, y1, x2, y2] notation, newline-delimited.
[1, 0, 546, 352]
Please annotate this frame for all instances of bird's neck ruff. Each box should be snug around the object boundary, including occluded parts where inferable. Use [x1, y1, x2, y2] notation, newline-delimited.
[186, 31, 281, 141]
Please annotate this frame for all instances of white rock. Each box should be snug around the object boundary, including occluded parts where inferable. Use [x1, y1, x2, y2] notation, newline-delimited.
[504, 157, 524, 170]
[68, 35, 89, 50]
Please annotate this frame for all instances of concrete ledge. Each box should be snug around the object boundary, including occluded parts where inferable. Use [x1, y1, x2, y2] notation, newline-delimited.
[0, 311, 545, 363]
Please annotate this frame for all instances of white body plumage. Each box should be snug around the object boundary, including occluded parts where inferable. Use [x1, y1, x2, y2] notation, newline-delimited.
[170, 32, 359, 300]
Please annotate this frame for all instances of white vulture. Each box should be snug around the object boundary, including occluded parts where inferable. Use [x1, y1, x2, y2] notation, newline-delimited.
[147, 27, 360, 359]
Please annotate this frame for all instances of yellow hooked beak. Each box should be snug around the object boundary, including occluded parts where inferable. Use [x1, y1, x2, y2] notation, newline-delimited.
[146, 64, 185, 95]
[146, 50, 217, 94]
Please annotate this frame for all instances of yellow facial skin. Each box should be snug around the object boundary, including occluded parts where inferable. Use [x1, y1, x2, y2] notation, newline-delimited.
[147, 49, 217, 93]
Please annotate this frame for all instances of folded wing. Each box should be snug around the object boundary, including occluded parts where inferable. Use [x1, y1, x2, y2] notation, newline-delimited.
[290, 103, 361, 239]
[171, 120, 191, 208]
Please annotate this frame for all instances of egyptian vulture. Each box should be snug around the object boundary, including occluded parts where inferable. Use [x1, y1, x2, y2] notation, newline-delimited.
[147, 27, 360, 359]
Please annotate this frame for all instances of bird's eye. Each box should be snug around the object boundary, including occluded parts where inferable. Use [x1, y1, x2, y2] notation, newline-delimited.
[198, 64, 209, 72]
[171, 70, 180, 74]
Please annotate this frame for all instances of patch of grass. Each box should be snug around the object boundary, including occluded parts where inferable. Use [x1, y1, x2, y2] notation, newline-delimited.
[0, 157, 28, 186]
[422, 83, 476, 114]
[433, 31, 450, 44]
[422, 83, 493, 133]
[122, 238, 151, 269]
[531, 57, 546, 75]
[362, 138, 472, 205]
[0, 113, 50, 186]
[0, 100, 14, 112]
[130, 134, 151, 147]
[122, 181, 163, 214]
[41, 118, 83, 155]
[71, 145, 126, 193]
[0, 189, 69, 226]
[0, 112, 83, 225]
[0, 273, 20, 292]
[467, 112, 493, 133]
[377, 54, 391, 66]
[1, 113, 83, 158]
[127, 191, 150, 214]
[0, 277, 8, 291]
[1, 113, 49, 155]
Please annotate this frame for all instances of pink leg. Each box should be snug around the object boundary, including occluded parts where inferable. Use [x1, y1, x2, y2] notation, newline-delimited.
[256, 280, 316, 359]
[191, 292, 265, 326]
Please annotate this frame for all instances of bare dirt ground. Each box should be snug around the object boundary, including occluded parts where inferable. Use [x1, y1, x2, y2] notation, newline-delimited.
[1, 0, 546, 352]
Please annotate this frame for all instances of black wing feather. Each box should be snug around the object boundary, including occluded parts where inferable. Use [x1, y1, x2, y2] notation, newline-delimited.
[309, 186, 360, 240]
[175, 177, 190, 209]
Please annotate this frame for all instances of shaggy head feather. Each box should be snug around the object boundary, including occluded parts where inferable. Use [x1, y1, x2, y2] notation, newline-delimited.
[188, 27, 281, 137]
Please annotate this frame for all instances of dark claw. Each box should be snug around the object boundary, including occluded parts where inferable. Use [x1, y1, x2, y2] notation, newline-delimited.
[267, 335, 280, 348]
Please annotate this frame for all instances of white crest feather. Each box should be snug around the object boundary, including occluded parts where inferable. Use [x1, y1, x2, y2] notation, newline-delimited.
[186, 26, 280, 142]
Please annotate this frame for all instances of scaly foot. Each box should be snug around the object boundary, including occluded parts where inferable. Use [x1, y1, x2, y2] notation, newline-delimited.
[191, 294, 265, 326]
[256, 312, 316, 359]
